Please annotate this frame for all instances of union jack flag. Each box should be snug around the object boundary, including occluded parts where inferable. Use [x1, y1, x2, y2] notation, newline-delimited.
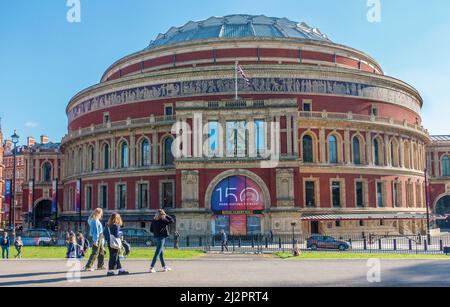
[236, 62, 250, 85]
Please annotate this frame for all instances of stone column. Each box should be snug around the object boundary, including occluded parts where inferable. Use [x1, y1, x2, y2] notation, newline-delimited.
[384, 134, 390, 166]
[95, 140, 99, 170]
[293, 116, 299, 157]
[220, 116, 226, 158]
[365, 132, 372, 166]
[111, 136, 116, 168]
[286, 115, 292, 156]
[152, 133, 158, 165]
[344, 129, 351, 164]
[248, 118, 256, 158]
[130, 133, 136, 167]
[319, 128, 326, 163]
[399, 137, 405, 168]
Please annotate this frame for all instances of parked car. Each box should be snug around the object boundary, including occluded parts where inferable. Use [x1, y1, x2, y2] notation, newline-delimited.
[121, 228, 154, 247]
[306, 235, 350, 251]
[21, 229, 58, 246]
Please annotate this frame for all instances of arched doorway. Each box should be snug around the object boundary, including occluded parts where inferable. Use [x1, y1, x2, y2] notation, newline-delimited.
[34, 200, 54, 230]
[435, 196, 450, 230]
[206, 170, 271, 236]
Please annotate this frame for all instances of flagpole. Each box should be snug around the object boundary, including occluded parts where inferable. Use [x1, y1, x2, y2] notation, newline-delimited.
[235, 61, 238, 101]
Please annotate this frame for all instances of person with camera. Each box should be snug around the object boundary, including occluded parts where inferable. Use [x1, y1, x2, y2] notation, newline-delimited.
[149, 209, 174, 273]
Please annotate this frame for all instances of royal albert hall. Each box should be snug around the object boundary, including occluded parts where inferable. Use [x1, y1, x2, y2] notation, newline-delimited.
[59, 15, 430, 236]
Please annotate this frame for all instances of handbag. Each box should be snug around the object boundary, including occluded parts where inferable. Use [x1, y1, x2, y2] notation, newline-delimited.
[108, 227, 123, 250]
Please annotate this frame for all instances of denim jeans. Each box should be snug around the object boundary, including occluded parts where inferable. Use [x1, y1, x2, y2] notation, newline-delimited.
[151, 237, 166, 268]
[1, 247, 9, 259]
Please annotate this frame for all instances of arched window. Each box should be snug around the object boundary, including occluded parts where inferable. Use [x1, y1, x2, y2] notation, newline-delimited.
[140, 139, 151, 167]
[42, 162, 52, 182]
[373, 139, 380, 166]
[352, 136, 361, 165]
[163, 137, 174, 166]
[302, 135, 314, 163]
[442, 155, 450, 177]
[120, 141, 129, 168]
[88, 146, 95, 172]
[103, 144, 110, 170]
[328, 135, 338, 164]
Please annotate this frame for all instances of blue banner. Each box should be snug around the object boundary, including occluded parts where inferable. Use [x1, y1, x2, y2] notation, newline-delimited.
[4, 180, 11, 213]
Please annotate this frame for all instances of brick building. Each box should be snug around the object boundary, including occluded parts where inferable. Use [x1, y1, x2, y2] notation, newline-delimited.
[427, 136, 450, 230]
[2, 139, 26, 229]
[55, 15, 432, 236]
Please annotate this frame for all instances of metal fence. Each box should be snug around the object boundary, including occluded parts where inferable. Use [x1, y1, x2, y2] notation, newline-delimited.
[12, 231, 450, 255]
[166, 233, 450, 255]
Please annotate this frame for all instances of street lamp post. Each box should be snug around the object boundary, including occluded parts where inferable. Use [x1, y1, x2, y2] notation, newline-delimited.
[424, 169, 431, 241]
[10, 130, 19, 237]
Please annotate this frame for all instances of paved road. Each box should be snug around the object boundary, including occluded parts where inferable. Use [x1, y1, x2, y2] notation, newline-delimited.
[0, 254, 449, 287]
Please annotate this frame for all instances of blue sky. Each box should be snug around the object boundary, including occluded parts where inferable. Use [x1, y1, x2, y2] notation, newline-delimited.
[1, 0, 449, 144]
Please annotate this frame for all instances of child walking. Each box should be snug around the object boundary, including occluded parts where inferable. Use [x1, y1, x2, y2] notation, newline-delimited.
[14, 236, 23, 259]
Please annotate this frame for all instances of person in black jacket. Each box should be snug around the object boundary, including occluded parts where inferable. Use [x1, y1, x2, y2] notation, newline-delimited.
[149, 209, 174, 273]
[104, 213, 129, 277]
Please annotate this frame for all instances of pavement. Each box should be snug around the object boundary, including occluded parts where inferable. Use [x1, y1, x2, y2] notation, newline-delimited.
[0, 254, 449, 287]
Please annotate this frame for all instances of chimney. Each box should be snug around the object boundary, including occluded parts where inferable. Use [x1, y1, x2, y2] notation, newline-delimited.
[40, 135, 49, 144]
[27, 136, 36, 147]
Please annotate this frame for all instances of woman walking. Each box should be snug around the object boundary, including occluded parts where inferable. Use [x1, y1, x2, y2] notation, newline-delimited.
[104, 213, 129, 277]
[83, 208, 105, 271]
[149, 209, 174, 273]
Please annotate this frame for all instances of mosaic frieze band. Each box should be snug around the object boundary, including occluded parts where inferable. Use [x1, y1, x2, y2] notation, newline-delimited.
[68, 77, 420, 122]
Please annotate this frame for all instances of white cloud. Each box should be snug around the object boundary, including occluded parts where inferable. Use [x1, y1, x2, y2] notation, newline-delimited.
[25, 121, 38, 128]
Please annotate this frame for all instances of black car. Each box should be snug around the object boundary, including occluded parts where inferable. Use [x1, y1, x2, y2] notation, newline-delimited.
[121, 228, 154, 247]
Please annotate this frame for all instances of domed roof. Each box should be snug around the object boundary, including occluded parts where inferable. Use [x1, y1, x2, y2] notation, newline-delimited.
[146, 14, 331, 49]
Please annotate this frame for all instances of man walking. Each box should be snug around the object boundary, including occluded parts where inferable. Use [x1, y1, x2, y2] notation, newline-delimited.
[1, 231, 11, 259]
[220, 230, 229, 253]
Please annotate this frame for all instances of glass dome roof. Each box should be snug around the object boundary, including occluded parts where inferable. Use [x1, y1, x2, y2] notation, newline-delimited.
[146, 14, 331, 49]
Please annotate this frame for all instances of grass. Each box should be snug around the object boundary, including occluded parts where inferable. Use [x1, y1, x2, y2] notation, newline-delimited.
[275, 251, 450, 260]
[4, 247, 206, 260]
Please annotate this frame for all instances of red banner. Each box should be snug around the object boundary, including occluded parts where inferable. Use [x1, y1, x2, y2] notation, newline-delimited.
[230, 215, 247, 236]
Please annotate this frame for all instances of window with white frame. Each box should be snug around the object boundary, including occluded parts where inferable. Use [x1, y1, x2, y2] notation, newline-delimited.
[117, 184, 127, 210]
[137, 183, 149, 209]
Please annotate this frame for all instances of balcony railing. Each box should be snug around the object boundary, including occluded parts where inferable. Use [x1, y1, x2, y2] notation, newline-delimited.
[299, 111, 429, 135]
[62, 114, 175, 143]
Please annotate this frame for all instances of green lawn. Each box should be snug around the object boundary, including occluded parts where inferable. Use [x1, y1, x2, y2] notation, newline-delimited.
[6, 247, 206, 259]
[276, 251, 450, 260]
